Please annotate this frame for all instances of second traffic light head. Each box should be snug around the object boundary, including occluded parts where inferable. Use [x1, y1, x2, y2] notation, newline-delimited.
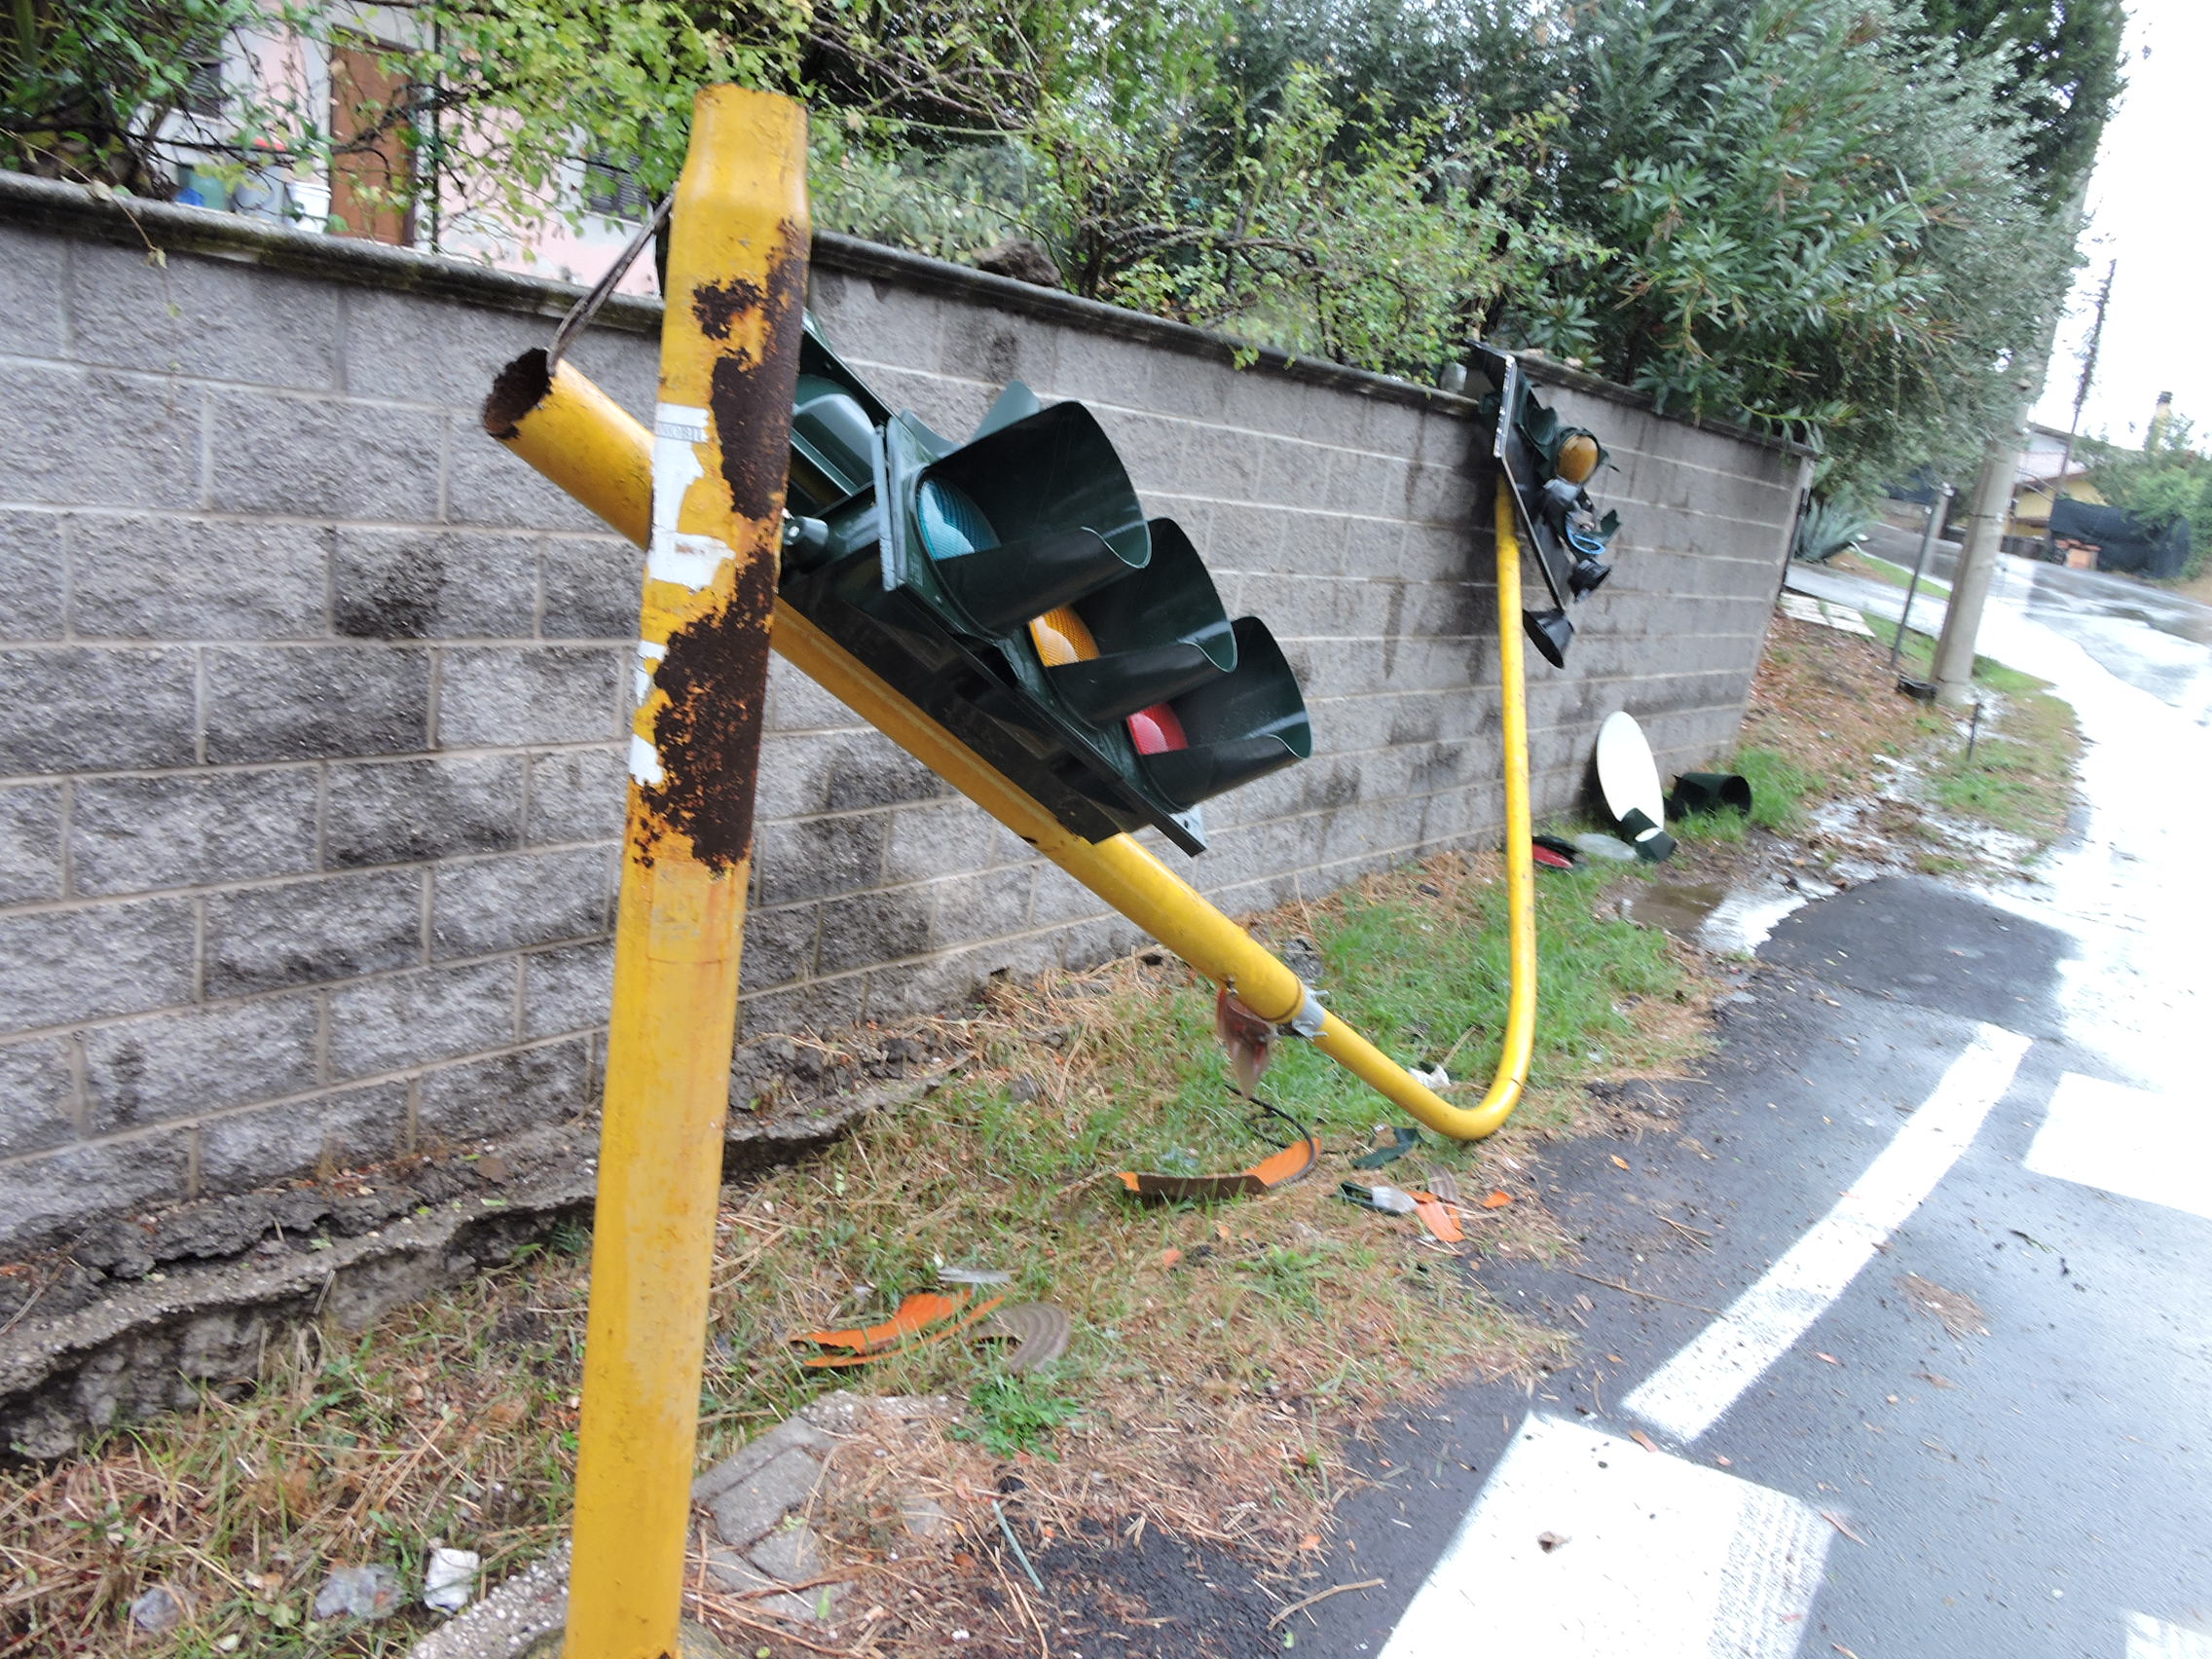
[905, 401, 1152, 640]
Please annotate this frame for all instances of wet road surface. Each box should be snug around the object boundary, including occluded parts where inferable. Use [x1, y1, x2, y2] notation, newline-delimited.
[1303, 557, 2212, 1657]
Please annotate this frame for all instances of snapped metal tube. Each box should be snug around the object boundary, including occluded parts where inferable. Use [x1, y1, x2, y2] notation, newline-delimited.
[485, 359, 1537, 1142]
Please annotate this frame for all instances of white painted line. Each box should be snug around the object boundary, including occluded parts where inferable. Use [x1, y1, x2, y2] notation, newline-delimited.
[1377, 1415, 1828, 1659]
[1626, 1023, 2031, 1444]
[2026, 1073, 2212, 1223]
[2128, 1611, 2212, 1658]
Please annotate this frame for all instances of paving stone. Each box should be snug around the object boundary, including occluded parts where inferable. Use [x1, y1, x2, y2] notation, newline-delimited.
[698, 1542, 818, 1624]
[698, 1446, 825, 1550]
[748, 1522, 833, 1592]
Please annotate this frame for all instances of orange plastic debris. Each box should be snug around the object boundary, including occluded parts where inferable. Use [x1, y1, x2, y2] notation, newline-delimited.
[1480, 1190, 1514, 1209]
[1410, 1196, 1464, 1243]
[788, 1286, 1006, 1370]
[1117, 1130, 1319, 1201]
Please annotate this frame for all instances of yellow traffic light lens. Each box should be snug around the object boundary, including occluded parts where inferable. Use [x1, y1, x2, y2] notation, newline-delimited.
[1029, 606, 1099, 667]
[1556, 432, 1600, 485]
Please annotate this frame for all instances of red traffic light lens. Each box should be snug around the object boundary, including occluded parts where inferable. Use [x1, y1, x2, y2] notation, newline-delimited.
[1126, 702, 1189, 754]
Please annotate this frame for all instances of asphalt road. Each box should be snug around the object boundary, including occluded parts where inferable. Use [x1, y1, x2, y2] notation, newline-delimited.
[1295, 555, 2212, 1658]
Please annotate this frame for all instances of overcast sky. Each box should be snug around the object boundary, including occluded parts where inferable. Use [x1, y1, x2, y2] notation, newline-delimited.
[2032, 0, 2209, 445]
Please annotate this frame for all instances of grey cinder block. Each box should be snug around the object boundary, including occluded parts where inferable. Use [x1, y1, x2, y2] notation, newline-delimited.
[78, 515, 333, 642]
[520, 938, 615, 1040]
[753, 814, 886, 906]
[325, 753, 526, 868]
[328, 959, 519, 1080]
[436, 645, 623, 749]
[205, 389, 445, 522]
[414, 1037, 593, 1142]
[430, 845, 611, 959]
[525, 746, 626, 847]
[0, 782, 64, 904]
[0, 509, 66, 640]
[0, 1036, 78, 1157]
[737, 903, 818, 993]
[540, 535, 643, 640]
[0, 646, 198, 774]
[81, 993, 322, 1129]
[197, 1081, 410, 1192]
[334, 529, 540, 640]
[203, 868, 424, 996]
[70, 769, 320, 896]
[203, 645, 432, 763]
[0, 223, 70, 359]
[816, 888, 931, 976]
[68, 240, 342, 392]
[0, 362, 202, 510]
[0, 898, 197, 1031]
[0, 1129, 192, 1254]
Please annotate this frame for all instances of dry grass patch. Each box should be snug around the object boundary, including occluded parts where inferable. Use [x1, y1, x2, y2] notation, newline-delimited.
[1, 850, 1714, 1657]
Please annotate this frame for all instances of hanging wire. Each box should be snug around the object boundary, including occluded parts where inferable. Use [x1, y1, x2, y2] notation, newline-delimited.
[546, 191, 672, 375]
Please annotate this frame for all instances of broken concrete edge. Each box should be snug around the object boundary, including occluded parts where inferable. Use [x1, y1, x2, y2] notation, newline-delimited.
[0, 1069, 948, 1460]
[409, 1392, 961, 1659]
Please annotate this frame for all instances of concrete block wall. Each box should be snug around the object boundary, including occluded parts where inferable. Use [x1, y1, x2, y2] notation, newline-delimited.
[0, 177, 1805, 1254]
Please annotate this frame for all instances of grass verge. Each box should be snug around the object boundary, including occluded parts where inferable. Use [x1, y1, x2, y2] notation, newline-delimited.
[1835, 548, 1952, 601]
[1, 852, 1714, 1658]
[1862, 615, 2083, 854]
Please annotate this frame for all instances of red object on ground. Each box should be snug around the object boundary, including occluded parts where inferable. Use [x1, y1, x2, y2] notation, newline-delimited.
[1532, 843, 1573, 869]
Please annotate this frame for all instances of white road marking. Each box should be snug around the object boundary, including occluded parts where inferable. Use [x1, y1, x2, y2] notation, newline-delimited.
[1626, 1023, 2031, 1443]
[2026, 1073, 2212, 1224]
[1376, 1415, 1828, 1659]
[2127, 1611, 2212, 1658]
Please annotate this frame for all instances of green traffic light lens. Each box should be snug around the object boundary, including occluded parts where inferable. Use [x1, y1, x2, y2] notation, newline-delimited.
[916, 476, 999, 561]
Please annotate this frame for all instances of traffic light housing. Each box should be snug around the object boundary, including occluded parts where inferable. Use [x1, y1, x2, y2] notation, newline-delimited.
[778, 320, 1310, 854]
[1468, 347, 1623, 669]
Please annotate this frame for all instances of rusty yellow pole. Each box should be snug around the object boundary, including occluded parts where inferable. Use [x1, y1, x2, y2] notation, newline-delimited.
[559, 88, 808, 1659]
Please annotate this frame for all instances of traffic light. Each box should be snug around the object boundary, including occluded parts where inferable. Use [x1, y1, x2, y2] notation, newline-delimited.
[1469, 347, 1622, 669]
[778, 321, 1311, 854]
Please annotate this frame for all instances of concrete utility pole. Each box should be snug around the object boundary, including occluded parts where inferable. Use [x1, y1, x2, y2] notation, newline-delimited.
[1935, 391, 2031, 703]
[1935, 175, 2096, 706]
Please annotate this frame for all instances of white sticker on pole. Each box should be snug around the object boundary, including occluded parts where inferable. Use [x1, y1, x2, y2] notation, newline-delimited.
[648, 404, 732, 590]
[633, 639, 666, 709]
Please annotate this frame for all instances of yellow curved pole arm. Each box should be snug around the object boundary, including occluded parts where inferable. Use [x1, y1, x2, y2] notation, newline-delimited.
[486, 360, 1537, 1140]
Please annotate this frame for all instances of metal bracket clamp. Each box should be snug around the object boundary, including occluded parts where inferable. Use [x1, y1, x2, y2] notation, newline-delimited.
[1286, 986, 1327, 1039]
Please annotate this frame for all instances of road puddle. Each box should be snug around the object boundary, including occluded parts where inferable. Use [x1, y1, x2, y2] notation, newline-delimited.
[1623, 880, 1815, 953]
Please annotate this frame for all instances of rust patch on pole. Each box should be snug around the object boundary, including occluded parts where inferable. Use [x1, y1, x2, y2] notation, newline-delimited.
[639, 549, 780, 871]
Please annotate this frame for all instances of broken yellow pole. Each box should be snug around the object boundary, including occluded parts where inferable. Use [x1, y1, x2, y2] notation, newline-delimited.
[554, 88, 807, 1659]
[486, 363, 1535, 1147]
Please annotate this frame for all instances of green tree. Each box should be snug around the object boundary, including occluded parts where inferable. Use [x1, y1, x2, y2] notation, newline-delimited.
[1, 0, 262, 189]
[1502, 0, 2075, 485]
[1919, 0, 2127, 203]
[2090, 414, 2212, 579]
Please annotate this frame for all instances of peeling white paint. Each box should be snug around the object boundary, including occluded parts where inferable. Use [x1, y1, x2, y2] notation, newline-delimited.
[648, 403, 729, 590]
[628, 732, 665, 788]
[633, 639, 667, 708]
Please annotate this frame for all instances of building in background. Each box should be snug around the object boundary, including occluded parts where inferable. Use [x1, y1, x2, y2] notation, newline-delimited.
[2007, 421, 2108, 550]
[156, 10, 658, 296]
